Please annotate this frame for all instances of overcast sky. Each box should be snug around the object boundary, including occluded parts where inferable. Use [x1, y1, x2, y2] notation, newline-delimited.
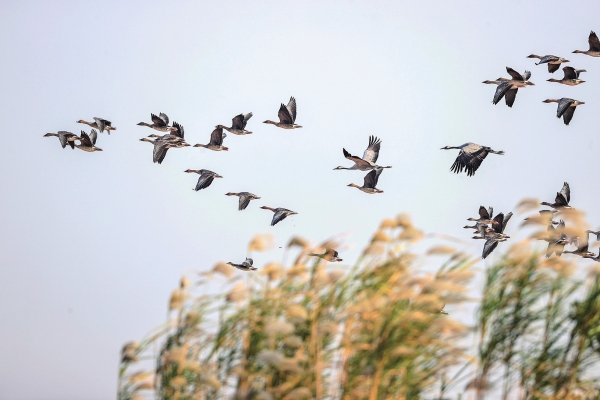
[2, 1, 600, 398]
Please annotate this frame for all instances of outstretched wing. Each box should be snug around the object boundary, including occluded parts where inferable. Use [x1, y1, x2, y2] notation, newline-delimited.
[589, 31, 600, 51]
[363, 167, 383, 188]
[93, 117, 106, 133]
[153, 142, 169, 164]
[560, 182, 570, 203]
[271, 210, 288, 226]
[159, 112, 169, 126]
[151, 113, 167, 127]
[478, 206, 490, 220]
[343, 148, 373, 168]
[231, 114, 244, 130]
[506, 67, 523, 80]
[562, 106, 576, 126]
[502, 212, 513, 233]
[239, 194, 251, 210]
[172, 121, 184, 139]
[482, 239, 499, 259]
[492, 213, 504, 233]
[504, 88, 518, 108]
[286, 97, 297, 122]
[493, 81, 513, 105]
[562, 66, 577, 80]
[556, 98, 574, 118]
[79, 131, 93, 147]
[89, 129, 98, 145]
[452, 144, 488, 176]
[209, 127, 224, 146]
[195, 173, 215, 191]
[242, 113, 253, 128]
[278, 103, 293, 124]
[362, 136, 381, 164]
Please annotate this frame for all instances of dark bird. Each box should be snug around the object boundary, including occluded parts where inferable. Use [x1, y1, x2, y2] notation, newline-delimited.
[227, 258, 257, 271]
[140, 137, 189, 164]
[260, 206, 298, 226]
[547, 67, 586, 86]
[77, 117, 116, 134]
[490, 67, 535, 107]
[74, 130, 102, 152]
[334, 136, 392, 171]
[467, 206, 495, 225]
[348, 167, 384, 194]
[184, 169, 223, 191]
[572, 31, 600, 57]
[219, 113, 253, 135]
[193, 127, 228, 151]
[526, 54, 570, 73]
[137, 113, 177, 132]
[441, 143, 504, 176]
[44, 131, 80, 149]
[308, 248, 343, 262]
[543, 98, 585, 125]
[263, 97, 302, 129]
[541, 182, 571, 210]
[225, 192, 261, 210]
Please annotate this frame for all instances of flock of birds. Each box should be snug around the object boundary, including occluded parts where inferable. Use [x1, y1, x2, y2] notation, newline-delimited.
[44, 31, 600, 267]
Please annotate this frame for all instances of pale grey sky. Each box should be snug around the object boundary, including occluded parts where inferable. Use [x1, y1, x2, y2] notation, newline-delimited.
[2, 1, 600, 398]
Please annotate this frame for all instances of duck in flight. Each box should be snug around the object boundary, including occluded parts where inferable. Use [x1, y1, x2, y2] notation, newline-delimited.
[263, 97, 302, 129]
[184, 169, 223, 191]
[334, 136, 392, 171]
[543, 98, 585, 125]
[526, 54, 570, 73]
[44, 131, 79, 149]
[348, 167, 384, 194]
[193, 127, 228, 151]
[77, 117, 116, 134]
[573, 31, 600, 57]
[225, 192, 261, 210]
[441, 143, 504, 176]
[541, 182, 572, 210]
[74, 130, 102, 152]
[227, 258, 257, 271]
[260, 206, 298, 226]
[140, 137, 189, 164]
[219, 113, 253, 135]
[547, 67, 586, 86]
[467, 206, 496, 225]
[490, 67, 534, 107]
[308, 248, 343, 262]
[563, 231, 595, 259]
[137, 113, 177, 133]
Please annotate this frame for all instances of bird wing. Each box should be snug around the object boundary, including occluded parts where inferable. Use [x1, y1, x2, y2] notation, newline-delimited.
[151, 113, 166, 127]
[89, 129, 98, 145]
[589, 31, 600, 51]
[492, 213, 504, 233]
[548, 63, 560, 73]
[562, 66, 577, 80]
[554, 192, 568, 207]
[556, 98, 574, 118]
[159, 113, 169, 126]
[57, 132, 70, 148]
[239, 194, 251, 210]
[153, 142, 169, 163]
[560, 182, 570, 203]
[482, 239, 499, 259]
[362, 136, 381, 164]
[172, 121, 184, 139]
[487, 207, 494, 219]
[79, 131, 93, 147]
[502, 212, 513, 233]
[478, 206, 490, 220]
[493, 81, 513, 105]
[506, 67, 523, 80]
[363, 169, 378, 188]
[562, 105, 576, 126]
[93, 117, 106, 132]
[242, 112, 253, 128]
[271, 210, 289, 226]
[277, 103, 293, 124]
[209, 127, 224, 146]
[195, 173, 215, 190]
[286, 97, 297, 122]
[343, 148, 372, 168]
[523, 70, 531, 81]
[453, 144, 487, 177]
[504, 88, 518, 108]
[231, 114, 244, 130]
[476, 223, 488, 237]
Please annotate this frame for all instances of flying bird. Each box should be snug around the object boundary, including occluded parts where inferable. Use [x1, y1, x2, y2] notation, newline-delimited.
[44, 131, 79, 149]
[227, 258, 257, 271]
[137, 113, 177, 132]
[546, 67, 586, 86]
[347, 167, 384, 194]
[140, 137, 189, 164]
[490, 67, 534, 107]
[184, 169, 223, 191]
[467, 206, 495, 225]
[334, 136, 392, 171]
[308, 248, 343, 262]
[193, 127, 228, 151]
[563, 231, 595, 258]
[526, 54, 570, 73]
[260, 206, 298, 226]
[543, 98, 585, 125]
[225, 192, 261, 210]
[74, 130, 102, 152]
[541, 182, 571, 210]
[572, 31, 600, 57]
[263, 97, 302, 129]
[77, 117, 116, 134]
[219, 113, 253, 135]
[441, 143, 504, 176]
